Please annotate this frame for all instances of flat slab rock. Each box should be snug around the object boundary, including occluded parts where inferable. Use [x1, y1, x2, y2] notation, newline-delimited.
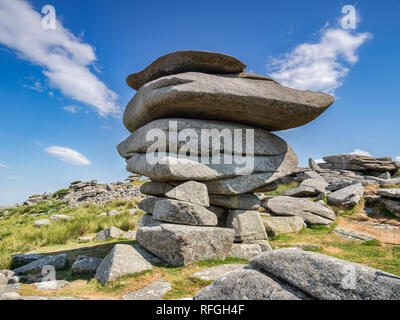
[123, 279, 171, 300]
[13, 254, 67, 275]
[11, 254, 43, 267]
[191, 264, 247, 281]
[94, 244, 152, 286]
[334, 227, 375, 242]
[136, 223, 235, 267]
[209, 194, 260, 210]
[164, 181, 209, 206]
[123, 72, 334, 132]
[262, 216, 304, 236]
[378, 188, 400, 199]
[327, 183, 364, 208]
[126, 50, 246, 90]
[229, 243, 262, 259]
[262, 196, 335, 225]
[193, 268, 308, 300]
[226, 210, 267, 242]
[322, 154, 398, 173]
[250, 248, 400, 300]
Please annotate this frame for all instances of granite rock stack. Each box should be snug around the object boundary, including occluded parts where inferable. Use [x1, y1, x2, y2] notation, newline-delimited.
[118, 50, 334, 266]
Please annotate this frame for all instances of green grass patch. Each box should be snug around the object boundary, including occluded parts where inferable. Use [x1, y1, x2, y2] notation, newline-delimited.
[263, 182, 300, 196]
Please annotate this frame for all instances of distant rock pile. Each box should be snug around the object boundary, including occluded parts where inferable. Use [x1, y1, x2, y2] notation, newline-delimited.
[117, 50, 334, 266]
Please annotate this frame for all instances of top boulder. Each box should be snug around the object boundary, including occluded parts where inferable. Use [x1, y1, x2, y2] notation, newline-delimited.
[126, 50, 247, 90]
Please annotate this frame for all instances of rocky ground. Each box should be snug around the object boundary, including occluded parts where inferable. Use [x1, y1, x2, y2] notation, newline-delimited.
[0, 154, 400, 300]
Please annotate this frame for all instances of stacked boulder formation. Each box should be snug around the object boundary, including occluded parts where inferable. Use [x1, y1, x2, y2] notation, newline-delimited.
[117, 50, 334, 267]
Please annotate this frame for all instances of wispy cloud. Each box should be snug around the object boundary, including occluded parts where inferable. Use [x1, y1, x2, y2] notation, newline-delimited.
[45, 146, 91, 166]
[0, 163, 8, 168]
[350, 149, 372, 157]
[396, 156, 400, 162]
[62, 105, 81, 113]
[267, 25, 371, 94]
[0, 0, 120, 116]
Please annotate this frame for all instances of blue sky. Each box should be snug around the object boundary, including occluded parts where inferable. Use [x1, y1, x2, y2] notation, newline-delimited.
[0, 0, 399, 205]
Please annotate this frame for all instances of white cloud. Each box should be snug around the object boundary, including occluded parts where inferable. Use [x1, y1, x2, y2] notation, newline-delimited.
[315, 159, 325, 164]
[350, 149, 372, 157]
[45, 146, 91, 166]
[0, 163, 8, 168]
[0, 0, 120, 116]
[396, 156, 400, 162]
[267, 27, 371, 94]
[62, 105, 81, 113]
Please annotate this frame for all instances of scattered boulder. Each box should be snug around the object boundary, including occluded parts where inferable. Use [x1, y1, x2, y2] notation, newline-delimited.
[34, 219, 50, 228]
[13, 254, 67, 275]
[78, 235, 95, 242]
[334, 227, 375, 242]
[123, 279, 171, 300]
[50, 214, 74, 221]
[96, 226, 125, 241]
[262, 216, 304, 236]
[191, 264, 246, 281]
[11, 254, 42, 267]
[122, 230, 136, 239]
[34, 280, 69, 290]
[94, 244, 152, 286]
[250, 248, 400, 300]
[262, 196, 335, 225]
[327, 183, 364, 208]
[194, 268, 307, 300]
[71, 256, 103, 274]
[226, 210, 267, 241]
[136, 223, 234, 267]
[229, 243, 262, 259]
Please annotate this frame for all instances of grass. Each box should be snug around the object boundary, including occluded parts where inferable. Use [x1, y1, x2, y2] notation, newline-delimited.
[263, 181, 300, 196]
[0, 198, 142, 270]
[52, 189, 71, 198]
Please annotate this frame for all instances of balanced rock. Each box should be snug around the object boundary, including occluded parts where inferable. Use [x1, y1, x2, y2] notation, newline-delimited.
[152, 198, 218, 226]
[136, 223, 234, 266]
[123, 72, 334, 132]
[327, 183, 364, 208]
[164, 181, 209, 206]
[262, 196, 336, 225]
[250, 248, 400, 300]
[226, 210, 267, 241]
[94, 244, 152, 285]
[126, 50, 246, 90]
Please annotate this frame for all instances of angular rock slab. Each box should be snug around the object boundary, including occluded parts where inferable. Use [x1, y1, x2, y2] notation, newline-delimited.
[250, 248, 400, 300]
[138, 196, 160, 213]
[191, 264, 246, 281]
[139, 181, 174, 197]
[118, 118, 292, 158]
[94, 244, 152, 286]
[13, 254, 67, 275]
[209, 194, 260, 210]
[229, 243, 262, 259]
[123, 72, 335, 132]
[126, 50, 246, 90]
[378, 188, 400, 199]
[126, 150, 297, 182]
[262, 216, 304, 235]
[262, 196, 336, 225]
[194, 268, 307, 300]
[136, 224, 235, 267]
[123, 279, 171, 300]
[334, 227, 375, 242]
[164, 181, 209, 206]
[152, 198, 218, 226]
[226, 210, 267, 241]
[327, 183, 364, 208]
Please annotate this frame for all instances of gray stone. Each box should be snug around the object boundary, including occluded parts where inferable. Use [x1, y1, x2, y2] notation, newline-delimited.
[250, 248, 400, 300]
[118, 118, 294, 158]
[327, 183, 364, 208]
[229, 244, 262, 259]
[209, 194, 260, 210]
[152, 198, 218, 226]
[300, 178, 328, 193]
[378, 188, 400, 199]
[13, 254, 67, 275]
[96, 226, 125, 241]
[379, 198, 400, 218]
[11, 254, 43, 267]
[78, 235, 95, 242]
[309, 158, 322, 171]
[191, 264, 247, 281]
[34, 280, 69, 290]
[122, 230, 136, 239]
[123, 279, 171, 300]
[137, 196, 159, 213]
[334, 227, 375, 242]
[94, 244, 152, 285]
[262, 216, 304, 235]
[262, 196, 335, 225]
[131, 244, 166, 266]
[126, 50, 246, 90]
[194, 268, 307, 300]
[123, 72, 334, 132]
[126, 151, 297, 182]
[136, 224, 234, 267]
[71, 256, 103, 274]
[322, 154, 398, 173]
[137, 214, 159, 228]
[164, 181, 209, 206]
[139, 181, 174, 197]
[379, 172, 391, 179]
[34, 219, 50, 228]
[226, 210, 267, 241]
[283, 185, 320, 197]
[242, 240, 272, 252]
[49, 214, 74, 221]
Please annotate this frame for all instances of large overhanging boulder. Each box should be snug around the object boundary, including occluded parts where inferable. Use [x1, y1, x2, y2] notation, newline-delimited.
[123, 72, 334, 132]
